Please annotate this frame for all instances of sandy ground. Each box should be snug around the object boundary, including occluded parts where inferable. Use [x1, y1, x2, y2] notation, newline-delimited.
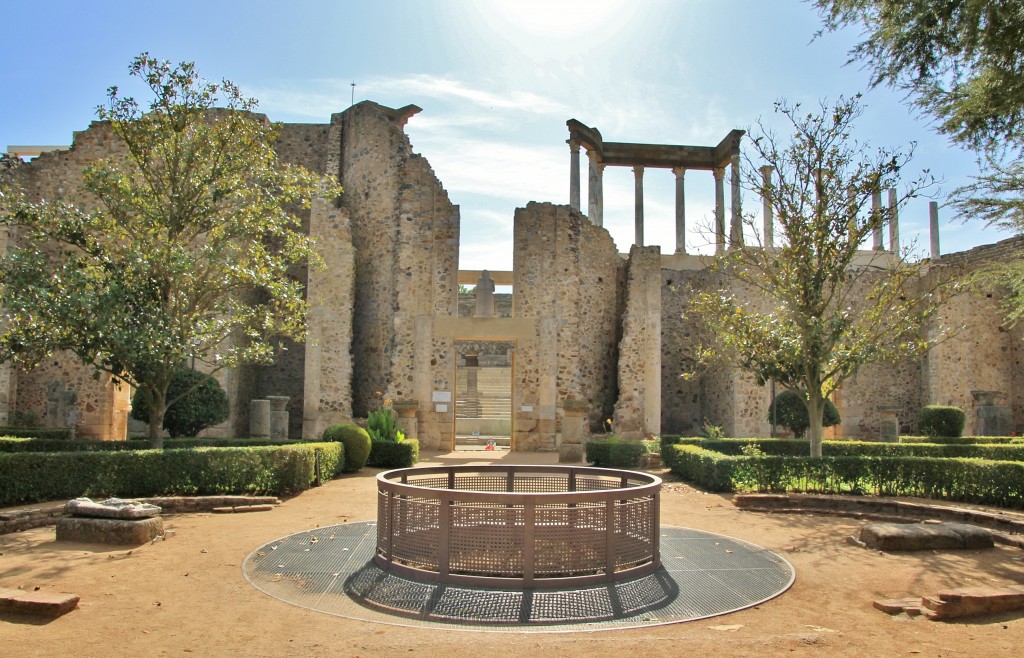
[2, 450, 1023, 657]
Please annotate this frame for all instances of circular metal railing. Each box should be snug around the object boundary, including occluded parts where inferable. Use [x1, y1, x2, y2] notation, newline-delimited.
[375, 464, 661, 589]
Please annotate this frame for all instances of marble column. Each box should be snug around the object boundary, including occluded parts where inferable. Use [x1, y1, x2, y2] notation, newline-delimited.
[887, 188, 900, 253]
[730, 156, 742, 247]
[596, 163, 605, 227]
[268, 395, 290, 440]
[871, 190, 883, 250]
[713, 167, 726, 254]
[760, 166, 774, 249]
[250, 399, 271, 438]
[587, 149, 600, 226]
[568, 139, 581, 211]
[633, 165, 645, 246]
[673, 167, 686, 254]
[929, 201, 941, 261]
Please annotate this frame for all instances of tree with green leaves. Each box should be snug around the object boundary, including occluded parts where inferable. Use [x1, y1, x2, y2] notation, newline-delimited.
[689, 96, 958, 457]
[0, 54, 340, 448]
[814, 1, 1024, 321]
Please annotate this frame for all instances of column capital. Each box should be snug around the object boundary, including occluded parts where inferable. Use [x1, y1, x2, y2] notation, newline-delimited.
[713, 167, 725, 181]
[672, 166, 686, 178]
[633, 165, 644, 178]
[567, 138, 580, 152]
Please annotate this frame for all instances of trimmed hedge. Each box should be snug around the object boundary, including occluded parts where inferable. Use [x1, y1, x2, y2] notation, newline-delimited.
[585, 439, 644, 468]
[366, 439, 420, 468]
[0, 437, 303, 453]
[899, 436, 1020, 445]
[0, 442, 344, 507]
[0, 428, 73, 440]
[918, 405, 966, 438]
[667, 444, 1024, 508]
[321, 424, 372, 472]
[662, 437, 1024, 461]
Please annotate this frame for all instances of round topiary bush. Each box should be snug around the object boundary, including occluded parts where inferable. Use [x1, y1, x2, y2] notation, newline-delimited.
[767, 389, 841, 438]
[918, 405, 966, 438]
[322, 423, 372, 472]
[131, 366, 230, 438]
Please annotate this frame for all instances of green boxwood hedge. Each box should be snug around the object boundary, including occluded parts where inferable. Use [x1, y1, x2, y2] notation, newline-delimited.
[0, 442, 345, 507]
[585, 439, 644, 468]
[366, 439, 420, 468]
[663, 437, 1024, 461]
[667, 444, 1024, 508]
[0, 437, 301, 453]
[0, 428, 73, 440]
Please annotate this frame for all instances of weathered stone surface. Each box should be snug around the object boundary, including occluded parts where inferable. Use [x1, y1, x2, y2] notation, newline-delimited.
[873, 598, 926, 615]
[211, 504, 274, 514]
[923, 587, 1024, 620]
[558, 443, 585, 463]
[65, 497, 162, 519]
[0, 587, 79, 617]
[858, 522, 994, 551]
[56, 516, 163, 545]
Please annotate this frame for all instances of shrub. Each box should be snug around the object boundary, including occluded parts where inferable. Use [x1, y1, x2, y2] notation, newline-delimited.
[0, 442, 344, 506]
[366, 439, 420, 468]
[0, 427, 73, 440]
[918, 405, 966, 438]
[322, 423, 372, 472]
[768, 390, 840, 438]
[132, 366, 230, 437]
[585, 438, 644, 468]
[367, 406, 405, 443]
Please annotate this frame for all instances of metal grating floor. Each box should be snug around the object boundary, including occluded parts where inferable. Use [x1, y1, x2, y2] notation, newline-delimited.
[242, 522, 794, 633]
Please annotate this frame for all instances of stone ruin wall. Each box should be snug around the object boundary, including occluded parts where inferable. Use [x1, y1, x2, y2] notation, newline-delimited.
[0, 123, 133, 438]
[613, 245, 662, 439]
[513, 203, 624, 448]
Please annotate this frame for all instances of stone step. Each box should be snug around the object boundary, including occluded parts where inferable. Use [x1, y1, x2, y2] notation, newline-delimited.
[0, 586, 79, 617]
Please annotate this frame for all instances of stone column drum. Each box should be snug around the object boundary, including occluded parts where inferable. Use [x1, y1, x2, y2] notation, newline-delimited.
[267, 396, 290, 440]
[558, 399, 587, 463]
[393, 400, 419, 441]
[250, 399, 271, 438]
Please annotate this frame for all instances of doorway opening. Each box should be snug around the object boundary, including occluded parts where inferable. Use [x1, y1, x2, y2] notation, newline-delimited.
[454, 340, 514, 451]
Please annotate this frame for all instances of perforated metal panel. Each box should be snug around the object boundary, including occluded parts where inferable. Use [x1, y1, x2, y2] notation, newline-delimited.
[242, 522, 795, 633]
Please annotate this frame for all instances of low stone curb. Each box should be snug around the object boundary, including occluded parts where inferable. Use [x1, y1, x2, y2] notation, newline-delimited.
[0, 586, 79, 618]
[733, 494, 1024, 548]
[0, 495, 280, 536]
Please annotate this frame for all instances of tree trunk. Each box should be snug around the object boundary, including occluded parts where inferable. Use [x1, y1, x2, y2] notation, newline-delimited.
[805, 388, 826, 458]
[147, 390, 166, 450]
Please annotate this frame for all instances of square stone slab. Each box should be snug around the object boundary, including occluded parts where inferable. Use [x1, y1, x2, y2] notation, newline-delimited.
[56, 516, 164, 545]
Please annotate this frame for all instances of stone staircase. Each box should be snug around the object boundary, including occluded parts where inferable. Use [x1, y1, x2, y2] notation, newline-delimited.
[456, 367, 511, 448]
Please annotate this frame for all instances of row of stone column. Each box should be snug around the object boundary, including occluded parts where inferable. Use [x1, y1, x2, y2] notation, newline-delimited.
[570, 144, 940, 257]
[569, 140, 743, 254]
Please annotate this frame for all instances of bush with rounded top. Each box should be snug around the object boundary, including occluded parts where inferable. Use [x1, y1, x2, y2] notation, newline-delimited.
[918, 405, 966, 438]
[767, 389, 840, 438]
[322, 423, 372, 472]
[131, 366, 230, 438]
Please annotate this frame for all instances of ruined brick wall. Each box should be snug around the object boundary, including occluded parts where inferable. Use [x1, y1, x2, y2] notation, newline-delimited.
[513, 203, 624, 448]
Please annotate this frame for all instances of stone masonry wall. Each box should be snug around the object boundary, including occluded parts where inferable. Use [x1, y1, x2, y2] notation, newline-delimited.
[660, 268, 706, 435]
[614, 245, 662, 439]
[513, 203, 624, 449]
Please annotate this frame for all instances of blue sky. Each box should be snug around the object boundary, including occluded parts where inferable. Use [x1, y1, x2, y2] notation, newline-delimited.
[2, 0, 1012, 271]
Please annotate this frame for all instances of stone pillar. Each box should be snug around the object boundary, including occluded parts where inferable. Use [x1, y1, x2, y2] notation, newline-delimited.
[568, 140, 581, 211]
[972, 390, 1012, 436]
[267, 396, 289, 440]
[887, 188, 900, 253]
[730, 155, 742, 247]
[612, 246, 662, 439]
[558, 399, 587, 463]
[872, 191, 884, 250]
[596, 163, 605, 228]
[474, 270, 496, 317]
[393, 400, 419, 441]
[877, 405, 900, 443]
[587, 149, 600, 226]
[760, 166, 774, 249]
[713, 167, 726, 254]
[633, 165, 645, 247]
[673, 167, 686, 254]
[929, 201, 941, 261]
[250, 399, 271, 438]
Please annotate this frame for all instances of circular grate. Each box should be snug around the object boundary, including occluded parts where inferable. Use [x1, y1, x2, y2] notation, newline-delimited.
[242, 521, 794, 633]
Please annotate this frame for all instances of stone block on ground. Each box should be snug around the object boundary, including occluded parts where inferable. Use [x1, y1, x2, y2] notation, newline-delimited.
[56, 516, 164, 545]
[558, 443, 585, 463]
[858, 522, 994, 551]
[0, 586, 79, 617]
[65, 497, 162, 519]
[922, 587, 1024, 620]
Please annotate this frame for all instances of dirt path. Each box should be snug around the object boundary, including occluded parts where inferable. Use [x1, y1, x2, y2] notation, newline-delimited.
[2, 451, 1022, 657]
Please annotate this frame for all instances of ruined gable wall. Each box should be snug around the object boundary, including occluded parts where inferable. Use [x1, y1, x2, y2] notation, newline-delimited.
[3, 124, 129, 438]
[513, 203, 623, 448]
[389, 152, 460, 448]
[338, 104, 406, 417]
[921, 237, 1024, 434]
